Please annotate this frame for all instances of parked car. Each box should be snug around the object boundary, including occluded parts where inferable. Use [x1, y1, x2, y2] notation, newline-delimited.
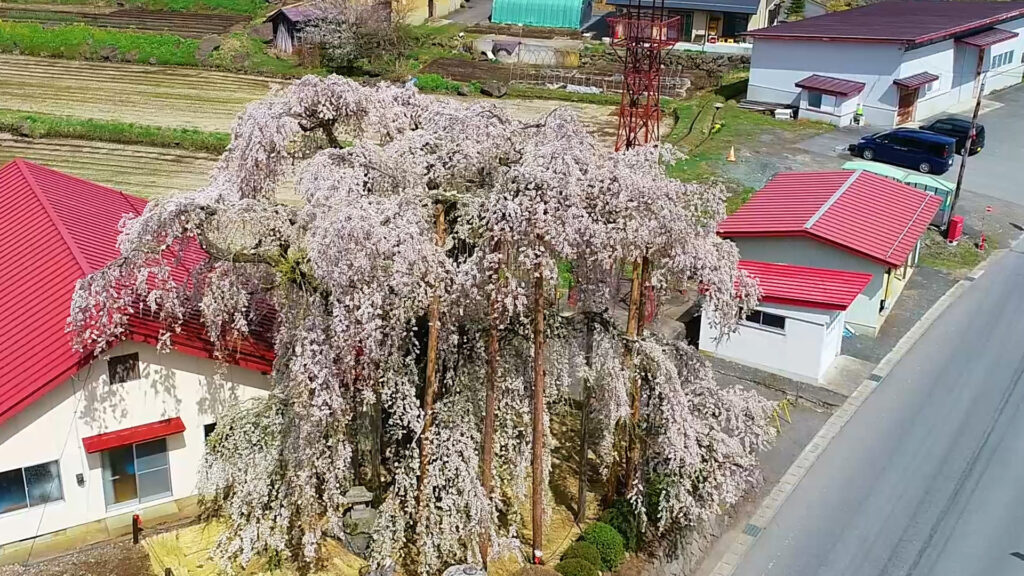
[920, 117, 985, 155]
[850, 129, 956, 175]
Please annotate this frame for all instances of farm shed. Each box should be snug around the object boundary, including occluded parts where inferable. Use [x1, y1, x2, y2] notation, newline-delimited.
[717, 170, 941, 336]
[0, 159, 273, 550]
[491, 0, 593, 29]
[744, 1, 1024, 126]
[700, 260, 872, 384]
[266, 3, 321, 53]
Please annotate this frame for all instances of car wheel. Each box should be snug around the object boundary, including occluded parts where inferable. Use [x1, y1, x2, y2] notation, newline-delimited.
[918, 162, 931, 173]
[862, 148, 875, 160]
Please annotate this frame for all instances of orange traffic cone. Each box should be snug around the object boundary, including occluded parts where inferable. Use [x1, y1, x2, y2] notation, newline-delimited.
[727, 146, 736, 162]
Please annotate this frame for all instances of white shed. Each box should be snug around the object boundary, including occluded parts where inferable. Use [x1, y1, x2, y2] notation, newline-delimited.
[743, 2, 1024, 126]
[700, 260, 872, 384]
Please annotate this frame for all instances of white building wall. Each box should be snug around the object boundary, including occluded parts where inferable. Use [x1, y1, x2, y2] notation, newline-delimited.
[898, 39, 959, 121]
[799, 91, 859, 126]
[984, 18, 1024, 93]
[700, 302, 843, 383]
[730, 236, 888, 334]
[747, 38, 904, 126]
[0, 342, 270, 546]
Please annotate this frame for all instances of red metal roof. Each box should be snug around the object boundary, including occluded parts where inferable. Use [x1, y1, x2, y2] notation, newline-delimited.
[0, 159, 274, 427]
[795, 74, 866, 96]
[739, 260, 872, 311]
[893, 72, 939, 88]
[81, 417, 186, 453]
[744, 1, 1024, 45]
[958, 27, 1020, 48]
[718, 170, 942, 268]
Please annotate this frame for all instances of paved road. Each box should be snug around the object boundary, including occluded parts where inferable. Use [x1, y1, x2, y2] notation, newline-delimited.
[947, 84, 1024, 206]
[733, 235, 1024, 576]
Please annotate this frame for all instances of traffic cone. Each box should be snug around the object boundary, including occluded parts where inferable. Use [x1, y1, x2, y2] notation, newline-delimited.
[727, 146, 736, 162]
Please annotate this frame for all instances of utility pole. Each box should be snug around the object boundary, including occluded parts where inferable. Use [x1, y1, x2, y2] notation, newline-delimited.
[950, 53, 987, 221]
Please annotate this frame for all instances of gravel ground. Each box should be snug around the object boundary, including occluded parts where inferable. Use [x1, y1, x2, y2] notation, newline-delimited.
[0, 539, 151, 576]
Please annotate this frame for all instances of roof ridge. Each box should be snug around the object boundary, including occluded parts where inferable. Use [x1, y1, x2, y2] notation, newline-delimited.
[804, 170, 860, 230]
[886, 193, 935, 260]
[12, 159, 93, 275]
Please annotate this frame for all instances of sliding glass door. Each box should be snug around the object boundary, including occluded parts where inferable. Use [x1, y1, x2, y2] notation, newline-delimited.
[101, 438, 172, 509]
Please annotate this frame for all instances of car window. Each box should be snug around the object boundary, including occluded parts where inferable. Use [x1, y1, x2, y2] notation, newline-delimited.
[930, 121, 950, 131]
[888, 135, 913, 148]
[928, 142, 951, 156]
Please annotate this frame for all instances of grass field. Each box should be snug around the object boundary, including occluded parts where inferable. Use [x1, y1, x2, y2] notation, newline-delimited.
[0, 22, 315, 75]
[0, 109, 230, 153]
[919, 228, 991, 272]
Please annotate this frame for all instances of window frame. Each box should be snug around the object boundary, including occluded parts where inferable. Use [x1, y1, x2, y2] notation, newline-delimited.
[806, 90, 824, 110]
[743, 309, 787, 333]
[107, 352, 141, 385]
[102, 438, 173, 511]
[0, 460, 64, 517]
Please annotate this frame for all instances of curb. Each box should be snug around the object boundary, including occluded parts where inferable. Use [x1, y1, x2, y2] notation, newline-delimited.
[707, 252, 1007, 576]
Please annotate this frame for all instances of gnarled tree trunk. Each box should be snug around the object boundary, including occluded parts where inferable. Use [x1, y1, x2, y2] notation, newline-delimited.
[531, 267, 546, 564]
[417, 203, 446, 525]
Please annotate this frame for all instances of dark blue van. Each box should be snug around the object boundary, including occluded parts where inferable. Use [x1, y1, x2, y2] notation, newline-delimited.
[851, 128, 956, 175]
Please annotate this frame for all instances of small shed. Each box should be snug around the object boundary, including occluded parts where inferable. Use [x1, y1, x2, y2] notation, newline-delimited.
[266, 3, 321, 54]
[491, 0, 593, 29]
[700, 260, 873, 384]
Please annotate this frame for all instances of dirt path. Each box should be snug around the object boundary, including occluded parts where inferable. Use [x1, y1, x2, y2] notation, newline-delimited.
[0, 134, 217, 197]
[0, 55, 282, 131]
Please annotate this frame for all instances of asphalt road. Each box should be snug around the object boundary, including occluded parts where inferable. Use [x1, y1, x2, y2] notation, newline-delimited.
[947, 84, 1024, 206]
[733, 235, 1024, 576]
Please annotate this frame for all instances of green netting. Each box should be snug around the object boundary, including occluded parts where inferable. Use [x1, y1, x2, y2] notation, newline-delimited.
[491, 0, 590, 29]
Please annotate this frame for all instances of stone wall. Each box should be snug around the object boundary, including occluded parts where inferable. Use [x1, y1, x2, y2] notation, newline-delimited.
[580, 47, 750, 81]
[643, 515, 726, 576]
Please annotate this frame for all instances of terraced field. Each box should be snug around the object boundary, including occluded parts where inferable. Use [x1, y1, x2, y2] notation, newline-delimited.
[0, 134, 216, 197]
[0, 55, 282, 131]
[0, 7, 248, 37]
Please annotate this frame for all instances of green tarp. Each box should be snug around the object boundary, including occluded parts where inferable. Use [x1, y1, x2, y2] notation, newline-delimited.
[491, 0, 591, 29]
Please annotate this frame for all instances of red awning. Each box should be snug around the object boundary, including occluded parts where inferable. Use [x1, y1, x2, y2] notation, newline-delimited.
[893, 72, 939, 88]
[795, 74, 866, 97]
[81, 417, 186, 453]
[958, 28, 1019, 48]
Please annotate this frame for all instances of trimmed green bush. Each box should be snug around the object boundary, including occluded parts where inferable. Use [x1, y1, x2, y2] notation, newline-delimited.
[561, 541, 602, 569]
[581, 522, 625, 570]
[555, 558, 600, 576]
[600, 499, 641, 552]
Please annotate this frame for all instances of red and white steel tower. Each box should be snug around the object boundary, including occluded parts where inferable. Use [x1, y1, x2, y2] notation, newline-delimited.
[608, 0, 678, 152]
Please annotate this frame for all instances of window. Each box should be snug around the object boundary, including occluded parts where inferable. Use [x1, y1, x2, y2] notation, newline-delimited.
[744, 310, 786, 331]
[108, 353, 140, 384]
[807, 91, 823, 109]
[821, 94, 837, 109]
[102, 438, 172, 509]
[0, 461, 63, 515]
[992, 50, 1015, 68]
[203, 423, 217, 441]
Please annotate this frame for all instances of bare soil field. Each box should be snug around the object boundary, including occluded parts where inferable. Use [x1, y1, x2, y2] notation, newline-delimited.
[0, 133, 217, 197]
[0, 55, 282, 131]
[0, 7, 247, 37]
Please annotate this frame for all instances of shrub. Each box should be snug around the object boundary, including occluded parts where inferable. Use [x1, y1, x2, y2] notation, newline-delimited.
[555, 558, 600, 576]
[600, 499, 641, 552]
[414, 73, 463, 94]
[581, 522, 625, 570]
[561, 541, 602, 569]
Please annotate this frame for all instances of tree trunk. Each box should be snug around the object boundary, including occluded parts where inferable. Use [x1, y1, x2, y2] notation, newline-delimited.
[531, 268, 546, 564]
[576, 317, 594, 523]
[607, 258, 643, 503]
[417, 203, 446, 521]
[624, 256, 651, 495]
[480, 253, 501, 564]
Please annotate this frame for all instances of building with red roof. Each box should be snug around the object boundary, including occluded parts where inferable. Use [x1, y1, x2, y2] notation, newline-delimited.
[743, 1, 1024, 126]
[700, 260, 873, 383]
[0, 160, 273, 550]
[717, 169, 940, 336]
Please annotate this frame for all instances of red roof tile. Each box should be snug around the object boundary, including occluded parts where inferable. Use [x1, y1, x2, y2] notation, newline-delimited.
[744, 1, 1024, 45]
[81, 417, 186, 453]
[740, 260, 872, 311]
[894, 72, 939, 88]
[795, 74, 866, 96]
[958, 27, 1020, 48]
[718, 170, 942, 268]
[0, 160, 274, 427]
